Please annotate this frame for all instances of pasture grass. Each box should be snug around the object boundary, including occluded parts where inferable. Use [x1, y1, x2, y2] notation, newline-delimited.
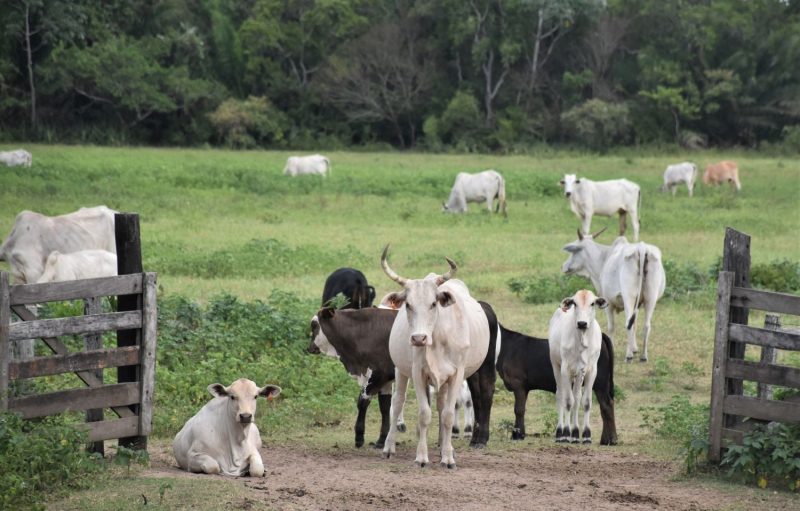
[0, 145, 798, 507]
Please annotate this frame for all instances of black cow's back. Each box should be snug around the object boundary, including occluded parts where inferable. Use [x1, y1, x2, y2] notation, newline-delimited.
[322, 267, 376, 309]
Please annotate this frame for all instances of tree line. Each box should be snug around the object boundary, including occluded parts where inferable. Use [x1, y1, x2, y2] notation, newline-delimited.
[2, 0, 798, 152]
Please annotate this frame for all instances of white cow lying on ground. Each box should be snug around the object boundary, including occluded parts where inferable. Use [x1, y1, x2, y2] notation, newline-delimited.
[442, 170, 507, 217]
[660, 162, 697, 197]
[37, 250, 117, 283]
[173, 378, 281, 477]
[548, 290, 607, 444]
[559, 174, 641, 241]
[282, 155, 331, 177]
[0, 206, 117, 284]
[560, 228, 666, 362]
[0, 149, 32, 167]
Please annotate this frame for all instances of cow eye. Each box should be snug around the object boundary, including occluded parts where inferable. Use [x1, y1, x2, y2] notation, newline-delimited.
[430, 302, 436, 309]
[591, 302, 595, 306]
[406, 304, 412, 311]
[230, 395, 236, 400]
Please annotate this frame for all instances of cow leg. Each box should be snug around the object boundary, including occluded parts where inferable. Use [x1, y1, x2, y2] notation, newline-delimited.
[391, 381, 407, 433]
[412, 368, 432, 468]
[581, 368, 597, 444]
[375, 389, 392, 449]
[595, 387, 618, 446]
[512, 387, 528, 440]
[437, 385, 449, 445]
[466, 374, 483, 448]
[672, 185, 677, 197]
[188, 453, 221, 475]
[630, 208, 640, 242]
[625, 315, 638, 363]
[452, 395, 461, 439]
[486, 192, 494, 213]
[382, 370, 408, 460]
[470, 368, 495, 448]
[641, 303, 656, 363]
[440, 373, 462, 469]
[554, 363, 568, 442]
[582, 214, 593, 237]
[570, 371, 584, 444]
[688, 181, 694, 197]
[618, 211, 627, 236]
[355, 392, 371, 448]
[248, 450, 265, 477]
[464, 394, 474, 438]
[606, 307, 616, 346]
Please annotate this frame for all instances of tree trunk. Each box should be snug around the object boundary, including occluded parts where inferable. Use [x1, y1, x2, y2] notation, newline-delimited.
[484, 50, 494, 127]
[531, 9, 544, 90]
[393, 119, 406, 148]
[25, 2, 36, 126]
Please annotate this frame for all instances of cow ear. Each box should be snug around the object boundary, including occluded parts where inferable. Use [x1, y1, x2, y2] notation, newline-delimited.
[595, 298, 609, 309]
[380, 291, 406, 310]
[558, 180, 564, 186]
[368, 286, 376, 302]
[322, 307, 335, 317]
[259, 385, 282, 401]
[437, 290, 456, 308]
[560, 298, 575, 312]
[208, 383, 228, 397]
[562, 243, 581, 254]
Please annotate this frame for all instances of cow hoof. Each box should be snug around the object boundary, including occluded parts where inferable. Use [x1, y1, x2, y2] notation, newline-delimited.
[464, 426, 472, 433]
[413, 461, 428, 469]
[472, 443, 486, 450]
[373, 442, 385, 450]
[441, 462, 456, 470]
[640, 357, 648, 363]
[582, 438, 592, 444]
[464, 432, 472, 438]
[625, 357, 633, 364]
[381, 452, 392, 460]
[600, 437, 618, 446]
[355, 439, 364, 449]
[397, 423, 407, 433]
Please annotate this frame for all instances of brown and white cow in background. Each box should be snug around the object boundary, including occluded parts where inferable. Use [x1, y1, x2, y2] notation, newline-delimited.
[703, 160, 741, 190]
[379, 245, 490, 469]
[559, 174, 642, 241]
[173, 378, 281, 477]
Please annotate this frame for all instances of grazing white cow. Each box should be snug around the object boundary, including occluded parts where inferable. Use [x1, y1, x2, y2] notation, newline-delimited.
[379, 245, 490, 469]
[282, 154, 331, 177]
[560, 228, 666, 362]
[0, 206, 117, 284]
[559, 174, 642, 241]
[548, 290, 607, 444]
[173, 378, 281, 477]
[0, 149, 32, 167]
[660, 162, 697, 197]
[442, 170, 507, 217]
[37, 250, 117, 283]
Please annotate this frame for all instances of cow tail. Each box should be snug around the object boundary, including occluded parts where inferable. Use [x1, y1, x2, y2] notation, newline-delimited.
[325, 157, 332, 178]
[691, 164, 698, 187]
[603, 334, 615, 402]
[627, 243, 647, 330]
[498, 175, 507, 217]
[637, 188, 642, 229]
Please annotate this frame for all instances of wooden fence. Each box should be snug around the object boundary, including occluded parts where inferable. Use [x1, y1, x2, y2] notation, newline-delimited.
[708, 230, 800, 462]
[0, 271, 157, 450]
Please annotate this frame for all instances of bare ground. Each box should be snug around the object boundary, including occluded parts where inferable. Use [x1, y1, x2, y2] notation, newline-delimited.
[143, 441, 784, 511]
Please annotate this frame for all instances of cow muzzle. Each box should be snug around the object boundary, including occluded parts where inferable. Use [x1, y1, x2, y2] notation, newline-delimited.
[239, 413, 253, 424]
[410, 334, 428, 347]
[565, 191, 572, 198]
[307, 341, 320, 354]
[577, 321, 588, 330]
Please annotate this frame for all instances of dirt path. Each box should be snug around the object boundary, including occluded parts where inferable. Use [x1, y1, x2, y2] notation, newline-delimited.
[145, 441, 755, 511]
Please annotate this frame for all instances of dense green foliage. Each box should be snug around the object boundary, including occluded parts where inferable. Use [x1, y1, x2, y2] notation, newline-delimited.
[2, 0, 798, 151]
[722, 424, 800, 491]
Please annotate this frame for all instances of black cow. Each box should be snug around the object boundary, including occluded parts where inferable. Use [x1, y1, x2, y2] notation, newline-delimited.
[321, 268, 376, 309]
[496, 324, 618, 446]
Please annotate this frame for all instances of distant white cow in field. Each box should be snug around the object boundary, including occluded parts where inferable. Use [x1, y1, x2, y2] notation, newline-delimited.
[37, 250, 117, 283]
[0, 149, 32, 168]
[442, 170, 507, 217]
[559, 174, 641, 241]
[283, 155, 331, 177]
[660, 162, 697, 197]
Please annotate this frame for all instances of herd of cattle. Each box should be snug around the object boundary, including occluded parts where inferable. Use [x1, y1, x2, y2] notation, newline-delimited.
[0, 152, 745, 477]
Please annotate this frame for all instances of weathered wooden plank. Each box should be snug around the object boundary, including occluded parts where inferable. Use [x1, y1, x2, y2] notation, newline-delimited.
[78, 416, 140, 443]
[723, 228, 750, 431]
[0, 272, 10, 411]
[139, 273, 157, 437]
[9, 273, 143, 306]
[8, 310, 142, 342]
[728, 323, 800, 351]
[725, 359, 800, 389]
[8, 346, 140, 380]
[9, 304, 135, 419]
[721, 428, 743, 446]
[723, 395, 800, 424]
[7, 382, 140, 419]
[709, 271, 735, 463]
[84, 297, 104, 455]
[730, 287, 800, 316]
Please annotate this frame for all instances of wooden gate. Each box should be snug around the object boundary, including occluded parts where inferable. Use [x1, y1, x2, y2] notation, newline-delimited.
[0, 271, 157, 448]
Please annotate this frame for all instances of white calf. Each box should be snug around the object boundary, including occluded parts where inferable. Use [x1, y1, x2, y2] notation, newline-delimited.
[282, 155, 331, 177]
[660, 162, 697, 197]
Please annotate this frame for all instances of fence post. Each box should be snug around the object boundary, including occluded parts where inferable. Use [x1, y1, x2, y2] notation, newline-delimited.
[722, 227, 750, 430]
[115, 213, 146, 451]
[757, 314, 780, 401]
[0, 272, 10, 411]
[84, 297, 104, 455]
[709, 271, 735, 463]
[139, 273, 157, 437]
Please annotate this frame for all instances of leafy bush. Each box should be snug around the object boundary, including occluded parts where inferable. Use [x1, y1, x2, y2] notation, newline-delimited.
[508, 274, 592, 305]
[561, 99, 632, 151]
[722, 424, 800, 490]
[708, 257, 800, 294]
[663, 260, 712, 299]
[208, 96, 287, 148]
[639, 394, 710, 474]
[0, 412, 101, 510]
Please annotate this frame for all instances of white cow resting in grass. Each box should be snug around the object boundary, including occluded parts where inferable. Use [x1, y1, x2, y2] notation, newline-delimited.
[282, 155, 331, 177]
[559, 174, 641, 241]
[442, 170, 507, 217]
[0, 149, 32, 167]
[37, 250, 117, 283]
[560, 228, 665, 362]
[173, 378, 281, 477]
[548, 290, 607, 444]
[660, 162, 697, 197]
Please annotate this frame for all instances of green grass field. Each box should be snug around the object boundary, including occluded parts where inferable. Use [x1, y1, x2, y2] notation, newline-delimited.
[1, 145, 798, 509]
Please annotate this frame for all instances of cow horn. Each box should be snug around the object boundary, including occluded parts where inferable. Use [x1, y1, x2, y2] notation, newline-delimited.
[435, 257, 458, 286]
[591, 227, 607, 239]
[577, 229, 585, 241]
[381, 244, 407, 287]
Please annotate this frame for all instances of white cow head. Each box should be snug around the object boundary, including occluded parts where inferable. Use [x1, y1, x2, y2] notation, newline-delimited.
[208, 378, 281, 425]
[560, 228, 607, 278]
[379, 244, 457, 347]
[558, 174, 581, 198]
[560, 290, 608, 332]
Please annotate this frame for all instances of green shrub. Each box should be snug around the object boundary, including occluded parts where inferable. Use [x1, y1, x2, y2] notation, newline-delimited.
[508, 274, 592, 305]
[639, 394, 710, 474]
[207, 96, 287, 148]
[663, 260, 712, 299]
[561, 99, 632, 151]
[708, 257, 800, 294]
[722, 423, 800, 490]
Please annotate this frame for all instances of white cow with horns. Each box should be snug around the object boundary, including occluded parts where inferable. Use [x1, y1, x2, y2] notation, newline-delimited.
[442, 170, 507, 217]
[173, 378, 281, 477]
[0, 149, 32, 167]
[379, 244, 489, 469]
[282, 154, 331, 177]
[560, 228, 665, 362]
[559, 174, 641, 241]
[549, 290, 607, 444]
[660, 162, 697, 197]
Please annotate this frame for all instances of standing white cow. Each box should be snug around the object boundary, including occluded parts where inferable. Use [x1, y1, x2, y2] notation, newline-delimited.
[0, 206, 117, 284]
[0, 149, 32, 167]
[560, 228, 666, 362]
[442, 170, 507, 217]
[379, 245, 490, 469]
[660, 162, 697, 197]
[548, 290, 607, 444]
[173, 378, 281, 477]
[282, 155, 331, 177]
[559, 174, 642, 241]
[37, 250, 117, 283]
